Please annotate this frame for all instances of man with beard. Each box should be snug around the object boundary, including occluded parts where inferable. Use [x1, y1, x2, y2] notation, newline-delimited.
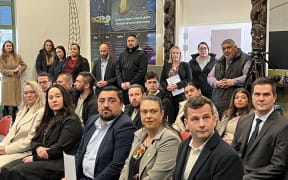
[76, 86, 135, 180]
[92, 43, 117, 95]
[74, 72, 98, 125]
[116, 34, 148, 104]
[124, 84, 146, 129]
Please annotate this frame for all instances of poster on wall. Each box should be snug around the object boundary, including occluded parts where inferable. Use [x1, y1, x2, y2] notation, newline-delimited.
[90, 0, 156, 65]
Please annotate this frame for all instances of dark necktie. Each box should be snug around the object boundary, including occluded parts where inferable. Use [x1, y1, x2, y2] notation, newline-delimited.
[246, 118, 262, 152]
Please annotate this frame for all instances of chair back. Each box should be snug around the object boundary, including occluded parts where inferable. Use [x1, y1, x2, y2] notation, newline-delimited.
[0, 116, 12, 136]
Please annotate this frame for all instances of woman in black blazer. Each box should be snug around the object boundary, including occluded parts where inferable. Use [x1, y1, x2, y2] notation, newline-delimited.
[160, 46, 192, 123]
[0, 84, 83, 180]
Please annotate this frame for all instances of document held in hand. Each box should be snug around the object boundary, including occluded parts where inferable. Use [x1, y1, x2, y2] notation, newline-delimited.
[166, 74, 184, 96]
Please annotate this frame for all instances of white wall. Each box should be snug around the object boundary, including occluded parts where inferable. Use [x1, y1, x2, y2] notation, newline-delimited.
[15, 0, 90, 81]
[176, 0, 252, 60]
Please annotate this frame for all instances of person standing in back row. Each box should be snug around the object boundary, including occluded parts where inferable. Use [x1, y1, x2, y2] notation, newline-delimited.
[189, 42, 217, 99]
[0, 40, 27, 121]
[208, 39, 250, 118]
[63, 43, 90, 81]
[116, 34, 148, 105]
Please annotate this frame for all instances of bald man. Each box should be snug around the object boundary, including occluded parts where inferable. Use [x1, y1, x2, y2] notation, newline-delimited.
[92, 43, 118, 95]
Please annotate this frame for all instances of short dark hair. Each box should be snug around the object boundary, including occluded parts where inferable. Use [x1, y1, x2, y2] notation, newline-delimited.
[78, 72, 96, 89]
[98, 86, 123, 103]
[129, 84, 145, 94]
[71, 43, 80, 51]
[145, 71, 159, 82]
[38, 72, 52, 81]
[184, 96, 215, 118]
[252, 77, 277, 96]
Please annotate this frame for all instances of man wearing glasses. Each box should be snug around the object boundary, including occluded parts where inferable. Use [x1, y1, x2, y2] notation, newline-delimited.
[37, 72, 52, 93]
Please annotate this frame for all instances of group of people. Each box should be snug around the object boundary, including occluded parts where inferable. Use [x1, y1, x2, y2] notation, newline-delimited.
[0, 34, 287, 180]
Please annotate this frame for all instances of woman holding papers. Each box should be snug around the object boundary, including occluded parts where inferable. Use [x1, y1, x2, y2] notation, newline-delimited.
[0, 84, 83, 180]
[160, 46, 192, 124]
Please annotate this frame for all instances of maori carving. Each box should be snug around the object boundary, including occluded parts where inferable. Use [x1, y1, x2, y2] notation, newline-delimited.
[68, 0, 81, 48]
[250, 0, 267, 51]
[164, 0, 175, 63]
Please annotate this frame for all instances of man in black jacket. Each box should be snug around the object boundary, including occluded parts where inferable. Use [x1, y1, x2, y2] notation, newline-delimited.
[116, 34, 148, 104]
[74, 72, 98, 125]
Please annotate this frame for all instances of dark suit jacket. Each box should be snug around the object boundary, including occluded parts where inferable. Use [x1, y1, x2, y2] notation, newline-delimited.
[174, 131, 243, 180]
[76, 113, 135, 180]
[91, 57, 117, 89]
[124, 104, 142, 130]
[232, 111, 288, 180]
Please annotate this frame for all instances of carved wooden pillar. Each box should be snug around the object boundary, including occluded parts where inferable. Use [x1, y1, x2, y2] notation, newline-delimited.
[164, 0, 175, 63]
[250, 0, 267, 51]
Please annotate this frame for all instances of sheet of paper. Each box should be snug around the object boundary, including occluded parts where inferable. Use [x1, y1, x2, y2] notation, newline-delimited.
[166, 74, 184, 96]
[63, 152, 77, 180]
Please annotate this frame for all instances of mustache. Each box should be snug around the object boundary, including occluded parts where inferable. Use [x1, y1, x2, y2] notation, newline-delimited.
[102, 107, 111, 112]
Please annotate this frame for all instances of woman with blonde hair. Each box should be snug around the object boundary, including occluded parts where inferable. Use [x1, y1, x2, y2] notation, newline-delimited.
[0, 81, 45, 169]
[0, 40, 27, 121]
[160, 46, 192, 123]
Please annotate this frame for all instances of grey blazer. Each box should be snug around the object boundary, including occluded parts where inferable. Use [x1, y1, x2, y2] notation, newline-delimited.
[119, 126, 181, 180]
[232, 110, 288, 180]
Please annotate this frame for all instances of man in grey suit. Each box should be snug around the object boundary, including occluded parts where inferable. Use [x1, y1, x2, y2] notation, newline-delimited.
[233, 77, 288, 180]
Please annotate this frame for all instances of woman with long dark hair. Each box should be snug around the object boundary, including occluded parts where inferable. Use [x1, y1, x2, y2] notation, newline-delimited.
[0, 84, 83, 180]
[35, 39, 56, 75]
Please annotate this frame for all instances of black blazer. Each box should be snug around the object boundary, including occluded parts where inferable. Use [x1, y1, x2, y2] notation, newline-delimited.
[160, 62, 192, 94]
[91, 56, 117, 88]
[124, 104, 142, 130]
[76, 113, 135, 180]
[232, 111, 288, 180]
[174, 131, 243, 180]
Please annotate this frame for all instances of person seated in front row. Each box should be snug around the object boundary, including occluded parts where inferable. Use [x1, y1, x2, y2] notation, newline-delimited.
[173, 96, 243, 180]
[216, 88, 253, 145]
[0, 84, 83, 180]
[0, 81, 45, 170]
[173, 82, 219, 139]
[120, 96, 181, 180]
[76, 86, 135, 180]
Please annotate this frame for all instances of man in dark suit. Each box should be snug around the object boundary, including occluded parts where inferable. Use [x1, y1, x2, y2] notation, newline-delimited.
[124, 84, 146, 129]
[174, 96, 243, 180]
[92, 43, 117, 95]
[76, 86, 135, 180]
[232, 77, 288, 180]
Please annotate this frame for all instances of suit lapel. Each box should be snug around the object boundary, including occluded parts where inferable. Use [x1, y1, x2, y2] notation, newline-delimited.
[188, 132, 221, 179]
[96, 61, 102, 81]
[239, 113, 254, 158]
[246, 111, 277, 155]
[104, 59, 112, 80]
[139, 127, 164, 176]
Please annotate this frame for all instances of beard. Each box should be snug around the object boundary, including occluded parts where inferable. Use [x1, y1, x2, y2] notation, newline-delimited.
[100, 114, 116, 122]
[75, 86, 84, 93]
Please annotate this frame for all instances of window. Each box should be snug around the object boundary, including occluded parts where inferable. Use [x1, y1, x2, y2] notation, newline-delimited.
[0, 0, 14, 47]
